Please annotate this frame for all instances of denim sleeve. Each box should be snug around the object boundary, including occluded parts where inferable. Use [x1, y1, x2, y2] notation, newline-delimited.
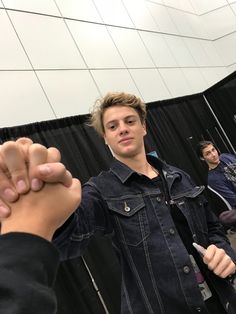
[53, 183, 113, 261]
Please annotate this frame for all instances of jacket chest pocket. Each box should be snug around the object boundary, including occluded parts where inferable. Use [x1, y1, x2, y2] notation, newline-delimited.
[106, 196, 150, 247]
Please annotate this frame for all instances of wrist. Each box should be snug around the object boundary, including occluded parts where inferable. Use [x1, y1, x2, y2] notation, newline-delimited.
[1, 222, 54, 241]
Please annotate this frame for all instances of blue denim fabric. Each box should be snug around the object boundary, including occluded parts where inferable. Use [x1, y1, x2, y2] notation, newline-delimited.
[54, 156, 236, 314]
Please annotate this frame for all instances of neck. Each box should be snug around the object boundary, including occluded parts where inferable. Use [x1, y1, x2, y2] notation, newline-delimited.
[115, 152, 158, 178]
[208, 161, 220, 170]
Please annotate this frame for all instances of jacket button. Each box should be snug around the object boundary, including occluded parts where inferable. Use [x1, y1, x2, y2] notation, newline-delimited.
[183, 266, 190, 274]
[196, 307, 202, 312]
[156, 197, 161, 202]
[124, 206, 130, 212]
[169, 228, 175, 235]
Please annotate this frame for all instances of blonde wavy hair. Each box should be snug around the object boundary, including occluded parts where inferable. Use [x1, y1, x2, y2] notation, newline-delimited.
[89, 92, 146, 136]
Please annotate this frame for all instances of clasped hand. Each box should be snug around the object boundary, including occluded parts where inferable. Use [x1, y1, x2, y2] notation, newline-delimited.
[203, 244, 236, 278]
[0, 138, 81, 240]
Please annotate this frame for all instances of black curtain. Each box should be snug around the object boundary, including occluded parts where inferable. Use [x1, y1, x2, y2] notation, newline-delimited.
[0, 116, 121, 314]
[204, 71, 236, 151]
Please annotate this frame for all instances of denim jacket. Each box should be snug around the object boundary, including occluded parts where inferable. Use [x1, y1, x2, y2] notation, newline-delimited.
[54, 156, 236, 314]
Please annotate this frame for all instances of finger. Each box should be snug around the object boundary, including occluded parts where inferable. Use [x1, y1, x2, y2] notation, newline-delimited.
[203, 245, 216, 264]
[0, 199, 11, 219]
[55, 179, 82, 229]
[16, 137, 33, 146]
[212, 254, 233, 277]
[205, 247, 225, 271]
[0, 170, 18, 203]
[16, 137, 33, 161]
[47, 147, 61, 162]
[216, 260, 236, 278]
[36, 163, 73, 187]
[69, 178, 82, 203]
[63, 178, 82, 216]
[28, 144, 48, 191]
[0, 141, 29, 194]
[0, 148, 17, 202]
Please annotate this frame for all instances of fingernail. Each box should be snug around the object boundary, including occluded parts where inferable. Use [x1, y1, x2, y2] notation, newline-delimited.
[31, 178, 43, 191]
[38, 165, 51, 176]
[3, 188, 17, 202]
[0, 206, 10, 217]
[16, 180, 27, 193]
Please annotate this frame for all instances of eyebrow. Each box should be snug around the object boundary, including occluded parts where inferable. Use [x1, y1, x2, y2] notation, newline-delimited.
[204, 147, 215, 154]
[105, 115, 137, 126]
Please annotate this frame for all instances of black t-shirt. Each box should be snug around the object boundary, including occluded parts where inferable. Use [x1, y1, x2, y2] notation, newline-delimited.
[152, 175, 226, 314]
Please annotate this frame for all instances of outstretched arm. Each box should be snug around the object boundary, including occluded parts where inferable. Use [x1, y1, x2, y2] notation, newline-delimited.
[0, 169, 81, 313]
[0, 233, 60, 314]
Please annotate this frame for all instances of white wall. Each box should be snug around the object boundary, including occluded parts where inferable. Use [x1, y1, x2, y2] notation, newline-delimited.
[0, 0, 236, 127]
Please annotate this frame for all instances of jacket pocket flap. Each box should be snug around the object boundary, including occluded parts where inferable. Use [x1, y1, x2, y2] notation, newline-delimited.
[107, 197, 145, 217]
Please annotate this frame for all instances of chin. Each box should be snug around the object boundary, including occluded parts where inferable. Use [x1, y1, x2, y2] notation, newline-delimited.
[115, 150, 135, 158]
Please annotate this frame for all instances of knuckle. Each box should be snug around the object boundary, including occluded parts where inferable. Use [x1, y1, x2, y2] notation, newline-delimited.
[47, 147, 61, 162]
[29, 143, 47, 153]
[10, 168, 27, 180]
[29, 144, 48, 164]
[16, 137, 33, 145]
[0, 158, 8, 172]
[1, 141, 18, 156]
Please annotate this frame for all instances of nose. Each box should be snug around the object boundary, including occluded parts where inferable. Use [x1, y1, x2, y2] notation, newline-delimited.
[119, 121, 129, 135]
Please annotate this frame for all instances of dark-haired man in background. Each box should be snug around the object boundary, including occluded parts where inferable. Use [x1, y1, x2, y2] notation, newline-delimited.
[197, 140, 236, 227]
[196, 141, 236, 209]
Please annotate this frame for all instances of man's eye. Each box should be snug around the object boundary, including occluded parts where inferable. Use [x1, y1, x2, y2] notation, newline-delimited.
[108, 125, 116, 130]
[128, 120, 134, 124]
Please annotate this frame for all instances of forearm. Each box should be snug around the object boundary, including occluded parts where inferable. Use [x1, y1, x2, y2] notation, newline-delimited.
[1, 219, 54, 241]
[53, 212, 92, 260]
[53, 183, 113, 260]
[0, 233, 59, 314]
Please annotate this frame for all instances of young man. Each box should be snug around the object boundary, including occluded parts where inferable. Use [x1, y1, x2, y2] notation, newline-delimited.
[0, 147, 81, 314]
[196, 141, 236, 208]
[1, 93, 236, 314]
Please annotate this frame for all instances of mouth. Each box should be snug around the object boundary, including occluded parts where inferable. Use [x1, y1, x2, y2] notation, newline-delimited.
[119, 137, 133, 144]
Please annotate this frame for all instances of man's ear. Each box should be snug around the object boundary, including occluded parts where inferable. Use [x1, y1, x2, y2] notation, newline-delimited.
[143, 122, 147, 136]
[103, 134, 108, 145]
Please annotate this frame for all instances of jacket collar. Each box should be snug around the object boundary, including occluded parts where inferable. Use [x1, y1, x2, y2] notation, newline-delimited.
[110, 155, 183, 185]
[110, 158, 137, 183]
